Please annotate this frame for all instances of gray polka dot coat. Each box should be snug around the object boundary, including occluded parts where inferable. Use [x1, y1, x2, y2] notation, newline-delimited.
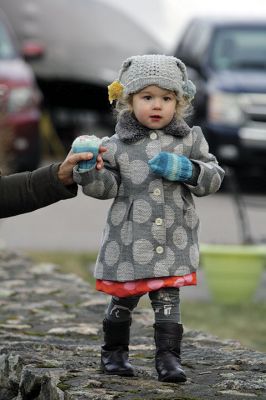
[74, 112, 225, 282]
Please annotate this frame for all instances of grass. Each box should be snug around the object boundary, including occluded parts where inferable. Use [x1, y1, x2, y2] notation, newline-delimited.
[28, 250, 266, 352]
[181, 302, 266, 352]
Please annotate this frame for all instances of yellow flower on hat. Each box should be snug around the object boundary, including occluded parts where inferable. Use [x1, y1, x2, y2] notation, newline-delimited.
[108, 80, 124, 104]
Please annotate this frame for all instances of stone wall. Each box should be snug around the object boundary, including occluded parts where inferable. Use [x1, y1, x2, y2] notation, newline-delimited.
[0, 249, 265, 400]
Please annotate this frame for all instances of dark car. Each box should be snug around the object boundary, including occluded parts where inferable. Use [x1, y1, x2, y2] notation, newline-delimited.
[0, 9, 43, 173]
[174, 17, 266, 176]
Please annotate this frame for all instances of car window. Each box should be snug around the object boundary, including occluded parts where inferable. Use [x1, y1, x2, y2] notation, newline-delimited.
[0, 21, 16, 59]
[210, 26, 266, 70]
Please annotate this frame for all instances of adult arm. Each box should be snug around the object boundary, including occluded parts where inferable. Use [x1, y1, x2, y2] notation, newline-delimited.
[0, 163, 77, 218]
[0, 147, 106, 218]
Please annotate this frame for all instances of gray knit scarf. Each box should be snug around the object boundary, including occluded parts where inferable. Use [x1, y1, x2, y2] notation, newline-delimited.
[115, 111, 191, 144]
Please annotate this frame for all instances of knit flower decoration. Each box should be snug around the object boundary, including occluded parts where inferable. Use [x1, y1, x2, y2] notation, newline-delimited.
[108, 80, 124, 104]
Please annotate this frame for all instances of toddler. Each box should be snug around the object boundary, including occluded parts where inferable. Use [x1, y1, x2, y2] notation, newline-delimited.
[73, 54, 225, 383]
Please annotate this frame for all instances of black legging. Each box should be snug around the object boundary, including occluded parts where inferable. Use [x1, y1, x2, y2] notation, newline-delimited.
[105, 287, 181, 323]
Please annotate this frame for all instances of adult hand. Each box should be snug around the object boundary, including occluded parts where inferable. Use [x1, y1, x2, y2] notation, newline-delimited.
[58, 145, 107, 186]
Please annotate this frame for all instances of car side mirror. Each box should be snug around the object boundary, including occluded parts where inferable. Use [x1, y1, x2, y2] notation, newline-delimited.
[21, 41, 45, 61]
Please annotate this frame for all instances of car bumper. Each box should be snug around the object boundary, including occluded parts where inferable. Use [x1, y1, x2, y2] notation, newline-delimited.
[206, 122, 266, 168]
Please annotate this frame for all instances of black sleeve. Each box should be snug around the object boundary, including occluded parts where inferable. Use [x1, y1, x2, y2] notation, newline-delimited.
[0, 163, 77, 219]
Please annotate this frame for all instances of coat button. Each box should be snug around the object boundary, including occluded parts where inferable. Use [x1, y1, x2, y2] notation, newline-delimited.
[156, 246, 164, 254]
[150, 132, 157, 140]
[153, 188, 161, 196]
[155, 218, 163, 225]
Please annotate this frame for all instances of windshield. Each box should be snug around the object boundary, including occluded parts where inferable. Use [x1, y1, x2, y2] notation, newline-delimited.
[0, 21, 16, 59]
[210, 26, 266, 71]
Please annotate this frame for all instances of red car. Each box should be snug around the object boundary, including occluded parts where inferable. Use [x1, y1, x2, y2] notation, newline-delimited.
[0, 9, 43, 173]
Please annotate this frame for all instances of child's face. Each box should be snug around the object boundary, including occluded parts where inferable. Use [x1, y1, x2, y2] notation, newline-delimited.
[131, 85, 177, 130]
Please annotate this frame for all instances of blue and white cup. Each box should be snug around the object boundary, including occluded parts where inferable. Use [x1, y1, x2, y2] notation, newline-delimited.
[72, 135, 101, 171]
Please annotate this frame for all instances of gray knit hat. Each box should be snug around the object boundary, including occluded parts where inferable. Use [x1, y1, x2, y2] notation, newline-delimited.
[108, 54, 196, 104]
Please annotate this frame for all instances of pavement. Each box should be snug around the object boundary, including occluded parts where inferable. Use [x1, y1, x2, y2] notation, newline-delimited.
[1, 249, 265, 400]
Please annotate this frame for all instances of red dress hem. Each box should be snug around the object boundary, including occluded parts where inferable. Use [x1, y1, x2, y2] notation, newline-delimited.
[96, 272, 197, 297]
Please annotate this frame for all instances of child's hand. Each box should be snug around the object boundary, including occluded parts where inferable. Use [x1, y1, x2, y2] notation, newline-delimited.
[71, 135, 107, 172]
[76, 145, 107, 172]
[148, 152, 193, 182]
[96, 145, 107, 170]
[58, 146, 107, 185]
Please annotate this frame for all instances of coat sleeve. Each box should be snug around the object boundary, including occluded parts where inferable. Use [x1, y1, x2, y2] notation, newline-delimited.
[186, 126, 225, 197]
[73, 137, 120, 200]
[0, 163, 77, 218]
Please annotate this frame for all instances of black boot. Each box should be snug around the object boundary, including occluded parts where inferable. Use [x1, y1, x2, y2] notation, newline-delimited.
[154, 322, 187, 383]
[101, 318, 134, 376]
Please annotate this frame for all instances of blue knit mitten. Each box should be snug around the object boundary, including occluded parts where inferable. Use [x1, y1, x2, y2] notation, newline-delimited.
[148, 152, 193, 182]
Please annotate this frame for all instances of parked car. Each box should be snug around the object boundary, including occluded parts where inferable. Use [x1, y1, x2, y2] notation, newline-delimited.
[174, 17, 266, 176]
[0, 9, 43, 173]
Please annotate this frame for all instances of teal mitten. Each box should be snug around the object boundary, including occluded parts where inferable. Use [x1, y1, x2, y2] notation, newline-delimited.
[148, 152, 193, 182]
